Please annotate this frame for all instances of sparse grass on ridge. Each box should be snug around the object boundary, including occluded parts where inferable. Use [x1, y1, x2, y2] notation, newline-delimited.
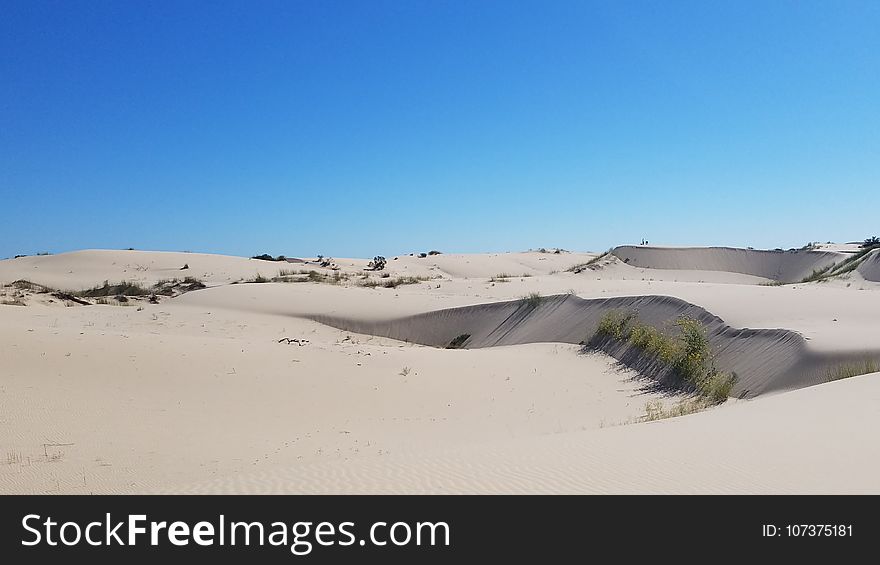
[245, 269, 430, 288]
[800, 264, 836, 283]
[11, 280, 52, 292]
[644, 398, 714, 421]
[567, 249, 612, 273]
[0, 277, 207, 305]
[796, 245, 880, 284]
[75, 280, 153, 297]
[270, 270, 349, 285]
[362, 275, 431, 289]
[824, 360, 879, 382]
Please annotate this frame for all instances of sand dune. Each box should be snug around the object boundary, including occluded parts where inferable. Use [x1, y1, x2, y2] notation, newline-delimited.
[0, 302, 662, 494]
[160, 372, 880, 495]
[857, 249, 880, 282]
[0, 249, 264, 289]
[313, 293, 880, 398]
[0, 249, 596, 290]
[611, 245, 843, 282]
[2, 247, 878, 494]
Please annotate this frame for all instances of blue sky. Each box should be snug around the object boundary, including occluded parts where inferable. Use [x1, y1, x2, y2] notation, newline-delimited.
[2, 1, 878, 259]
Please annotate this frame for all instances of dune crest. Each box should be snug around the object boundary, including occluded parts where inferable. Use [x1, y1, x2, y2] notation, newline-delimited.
[610, 245, 843, 283]
[857, 249, 880, 282]
[313, 293, 880, 398]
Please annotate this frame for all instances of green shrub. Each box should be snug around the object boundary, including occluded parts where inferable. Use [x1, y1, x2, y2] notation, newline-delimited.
[628, 323, 677, 362]
[595, 309, 635, 339]
[252, 254, 286, 261]
[861, 236, 880, 249]
[594, 311, 736, 403]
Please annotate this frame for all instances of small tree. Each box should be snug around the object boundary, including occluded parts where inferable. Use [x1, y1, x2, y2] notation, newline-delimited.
[252, 254, 275, 261]
[367, 256, 387, 271]
[862, 236, 880, 248]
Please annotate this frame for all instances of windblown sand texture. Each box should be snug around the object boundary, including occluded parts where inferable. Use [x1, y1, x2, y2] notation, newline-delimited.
[2, 245, 878, 494]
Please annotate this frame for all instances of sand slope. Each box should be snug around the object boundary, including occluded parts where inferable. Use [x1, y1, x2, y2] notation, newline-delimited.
[314, 293, 880, 397]
[2, 247, 879, 494]
[611, 245, 843, 283]
[0, 249, 597, 290]
[857, 249, 880, 282]
[0, 250, 265, 289]
[0, 298, 662, 494]
[161, 372, 880, 494]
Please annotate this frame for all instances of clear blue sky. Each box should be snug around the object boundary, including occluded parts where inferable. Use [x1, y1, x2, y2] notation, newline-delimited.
[2, 1, 878, 259]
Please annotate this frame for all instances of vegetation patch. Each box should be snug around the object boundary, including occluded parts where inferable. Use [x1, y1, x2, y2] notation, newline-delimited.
[10, 280, 53, 292]
[271, 270, 349, 285]
[796, 240, 880, 284]
[593, 310, 736, 404]
[76, 277, 206, 300]
[643, 398, 714, 421]
[76, 280, 153, 297]
[521, 292, 544, 309]
[824, 360, 879, 382]
[153, 277, 207, 295]
[861, 236, 879, 248]
[366, 256, 387, 271]
[568, 249, 611, 273]
[362, 275, 431, 289]
[446, 334, 471, 349]
[251, 254, 287, 262]
[3, 277, 207, 306]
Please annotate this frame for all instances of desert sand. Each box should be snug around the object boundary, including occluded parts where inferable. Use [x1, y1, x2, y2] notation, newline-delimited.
[1, 245, 879, 494]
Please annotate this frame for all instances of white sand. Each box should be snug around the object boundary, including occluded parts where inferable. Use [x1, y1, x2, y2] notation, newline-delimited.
[1, 247, 878, 494]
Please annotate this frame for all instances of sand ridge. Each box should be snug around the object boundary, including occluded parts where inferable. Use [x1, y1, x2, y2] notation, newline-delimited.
[1, 246, 878, 494]
[313, 293, 880, 397]
[611, 245, 845, 283]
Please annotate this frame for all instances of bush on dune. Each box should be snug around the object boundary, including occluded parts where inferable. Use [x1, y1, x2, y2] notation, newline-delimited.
[594, 310, 736, 404]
